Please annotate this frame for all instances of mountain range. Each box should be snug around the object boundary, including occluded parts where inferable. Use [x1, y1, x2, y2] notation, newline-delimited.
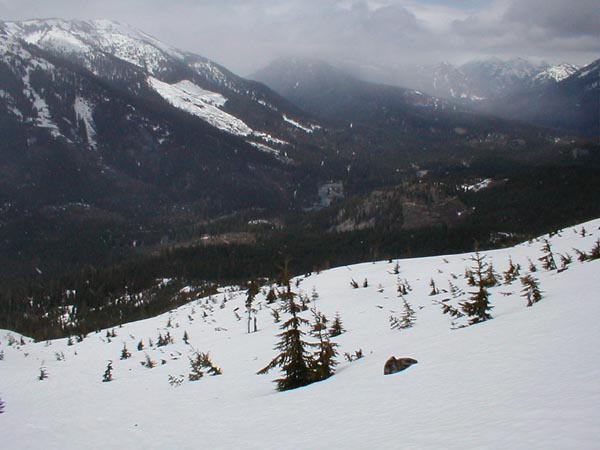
[0, 18, 598, 281]
[335, 56, 598, 136]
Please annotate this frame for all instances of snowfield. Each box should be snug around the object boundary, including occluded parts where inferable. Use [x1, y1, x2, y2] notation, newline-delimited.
[1, 219, 600, 449]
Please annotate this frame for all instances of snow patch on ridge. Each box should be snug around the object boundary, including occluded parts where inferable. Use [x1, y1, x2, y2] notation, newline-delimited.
[283, 114, 320, 133]
[148, 77, 253, 136]
[74, 97, 97, 149]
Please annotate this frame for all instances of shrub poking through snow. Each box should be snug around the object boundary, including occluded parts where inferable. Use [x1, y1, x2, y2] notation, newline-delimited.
[141, 353, 156, 369]
[188, 351, 221, 381]
[120, 344, 131, 360]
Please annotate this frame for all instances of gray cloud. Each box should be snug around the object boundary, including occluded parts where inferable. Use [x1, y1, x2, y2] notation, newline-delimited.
[0, 0, 597, 75]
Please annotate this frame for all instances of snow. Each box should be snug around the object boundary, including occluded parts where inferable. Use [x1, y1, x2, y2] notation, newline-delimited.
[462, 178, 493, 192]
[2, 219, 600, 449]
[73, 97, 97, 149]
[533, 63, 579, 84]
[282, 114, 319, 133]
[22, 67, 62, 138]
[148, 77, 253, 136]
[22, 27, 92, 56]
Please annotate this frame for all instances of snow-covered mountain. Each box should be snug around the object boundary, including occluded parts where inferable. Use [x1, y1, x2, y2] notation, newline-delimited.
[2, 218, 599, 449]
[0, 18, 328, 215]
[531, 63, 579, 86]
[460, 57, 549, 98]
[484, 58, 599, 136]
[0, 19, 320, 151]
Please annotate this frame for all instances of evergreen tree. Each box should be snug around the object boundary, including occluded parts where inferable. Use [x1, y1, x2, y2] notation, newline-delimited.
[503, 257, 521, 284]
[245, 280, 260, 334]
[39, 365, 48, 381]
[265, 287, 277, 304]
[520, 275, 542, 307]
[257, 270, 314, 391]
[483, 263, 499, 287]
[590, 239, 600, 260]
[329, 312, 345, 337]
[137, 339, 144, 351]
[460, 251, 494, 325]
[183, 330, 190, 344]
[120, 344, 131, 360]
[399, 299, 416, 329]
[558, 253, 572, 272]
[538, 239, 557, 270]
[0, 396, 4, 414]
[429, 279, 439, 296]
[309, 309, 338, 382]
[103, 361, 113, 382]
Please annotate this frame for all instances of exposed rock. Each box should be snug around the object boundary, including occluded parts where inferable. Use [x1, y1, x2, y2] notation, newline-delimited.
[384, 356, 418, 375]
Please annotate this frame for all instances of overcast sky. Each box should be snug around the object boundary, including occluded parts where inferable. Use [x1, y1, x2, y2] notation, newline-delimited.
[1, 0, 598, 75]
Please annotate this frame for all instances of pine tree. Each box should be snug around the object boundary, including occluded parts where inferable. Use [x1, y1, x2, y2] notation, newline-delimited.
[120, 344, 131, 360]
[245, 280, 260, 333]
[558, 253, 572, 272]
[503, 257, 521, 284]
[183, 331, 190, 345]
[483, 263, 499, 287]
[103, 361, 113, 382]
[538, 239, 557, 270]
[520, 275, 542, 307]
[329, 312, 345, 337]
[257, 271, 314, 391]
[400, 299, 416, 328]
[39, 365, 48, 381]
[0, 396, 4, 414]
[590, 239, 600, 260]
[460, 251, 494, 325]
[429, 279, 439, 296]
[309, 309, 338, 382]
[137, 339, 144, 351]
[265, 287, 277, 304]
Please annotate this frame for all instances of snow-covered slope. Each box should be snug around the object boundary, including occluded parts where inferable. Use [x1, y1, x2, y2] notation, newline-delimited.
[2, 219, 599, 449]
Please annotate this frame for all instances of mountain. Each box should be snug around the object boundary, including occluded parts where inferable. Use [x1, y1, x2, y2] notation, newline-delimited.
[0, 19, 341, 276]
[459, 57, 549, 98]
[252, 57, 568, 172]
[531, 63, 579, 86]
[412, 62, 483, 101]
[2, 217, 599, 449]
[484, 59, 600, 136]
[0, 19, 328, 214]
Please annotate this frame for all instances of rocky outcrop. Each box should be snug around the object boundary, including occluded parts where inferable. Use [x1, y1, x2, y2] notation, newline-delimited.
[383, 356, 418, 375]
